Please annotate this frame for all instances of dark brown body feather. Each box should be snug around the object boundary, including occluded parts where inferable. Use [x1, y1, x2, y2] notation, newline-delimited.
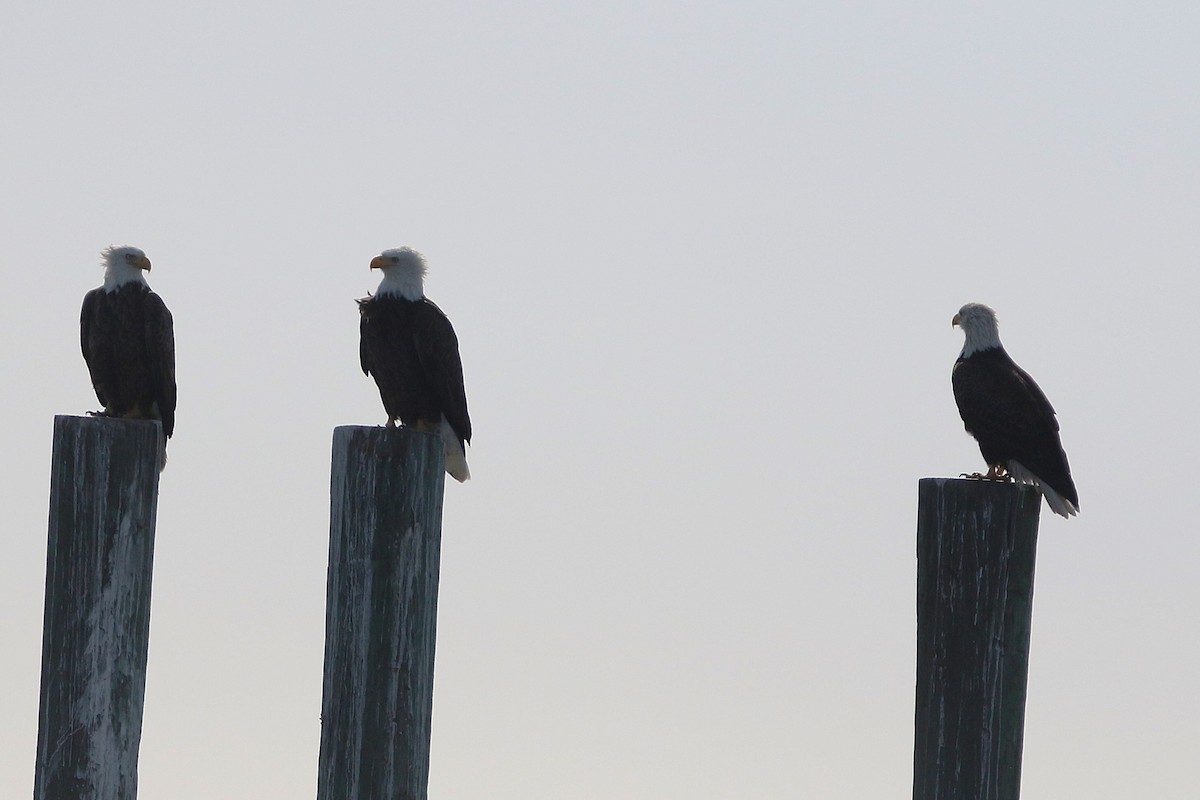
[81, 284, 176, 438]
[359, 294, 471, 447]
[952, 347, 1077, 509]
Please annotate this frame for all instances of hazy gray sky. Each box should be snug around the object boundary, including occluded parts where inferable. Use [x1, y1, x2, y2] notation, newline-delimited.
[3, 2, 1198, 797]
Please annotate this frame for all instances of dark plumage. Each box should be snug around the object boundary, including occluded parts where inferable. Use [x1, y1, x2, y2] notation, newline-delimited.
[359, 247, 471, 481]
[952, 303, 1078, 517]
[81, 246, 176, 466]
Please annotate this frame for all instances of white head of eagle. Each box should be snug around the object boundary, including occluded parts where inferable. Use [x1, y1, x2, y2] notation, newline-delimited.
[369, 247, 427, 301]
[360, 247, 472, 482]
[951, 302, 1079, 518]
[101, 245, 152, 292]
[82, 245, 177, 470]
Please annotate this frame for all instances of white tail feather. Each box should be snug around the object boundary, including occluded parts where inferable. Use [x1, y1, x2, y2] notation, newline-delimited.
[1008, 460, 1078, 518]
[440, 417, 470, 482]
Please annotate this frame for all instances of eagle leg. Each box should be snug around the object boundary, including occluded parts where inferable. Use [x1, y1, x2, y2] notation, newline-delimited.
[985, 464, 1013, 481]
[959, 466, 1014, 482]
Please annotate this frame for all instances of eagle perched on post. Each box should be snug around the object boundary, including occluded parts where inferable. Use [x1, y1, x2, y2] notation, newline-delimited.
[952, 303, 1078, 517]
[81, 246, 176, 469]
[358, 247, 472, 482]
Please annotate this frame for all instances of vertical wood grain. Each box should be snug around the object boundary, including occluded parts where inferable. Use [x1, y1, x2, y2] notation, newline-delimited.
[35, 415, 161, 800]
[318, 426, 446, 800]
[914, 478, 1041, 800]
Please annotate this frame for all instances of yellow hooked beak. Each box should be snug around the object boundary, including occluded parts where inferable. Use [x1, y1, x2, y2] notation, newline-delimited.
[369, 255, 389, 270]
[126, 253, 152, 271]
[951, 312, 961, 327]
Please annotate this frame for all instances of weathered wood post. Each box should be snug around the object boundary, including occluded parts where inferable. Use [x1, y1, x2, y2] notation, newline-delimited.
[317, 426, 446, 800]
[34, 415, 162, 800]
[913, 477, 1042, 800]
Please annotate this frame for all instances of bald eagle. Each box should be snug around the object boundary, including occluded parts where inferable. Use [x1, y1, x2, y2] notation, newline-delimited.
[951, 303, 1078, 517]
[359, 247, 471, 482]
[81, 246, 176, 469]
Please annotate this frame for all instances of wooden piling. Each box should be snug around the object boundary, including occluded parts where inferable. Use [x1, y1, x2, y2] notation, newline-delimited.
[317, 426, 447, 800]
[34, 415, 162, 800]
[913, 477, 1042, 800]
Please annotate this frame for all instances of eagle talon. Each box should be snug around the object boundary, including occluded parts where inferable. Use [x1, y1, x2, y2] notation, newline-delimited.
[985, 465, 1013, 481]
[959, 468, 1013, 482]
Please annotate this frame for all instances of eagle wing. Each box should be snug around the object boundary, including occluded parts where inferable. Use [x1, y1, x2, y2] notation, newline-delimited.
[80, 288, 108, 407]
[358, 299, 374, 377]
[953, 353, 1057, 439]
[144, 292, 177, 438]
[414, 299, 472, 444]
[952, 349, 1068, 484]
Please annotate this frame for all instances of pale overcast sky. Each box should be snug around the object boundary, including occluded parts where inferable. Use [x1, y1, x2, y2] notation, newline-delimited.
[2, 2, 1199, 798]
